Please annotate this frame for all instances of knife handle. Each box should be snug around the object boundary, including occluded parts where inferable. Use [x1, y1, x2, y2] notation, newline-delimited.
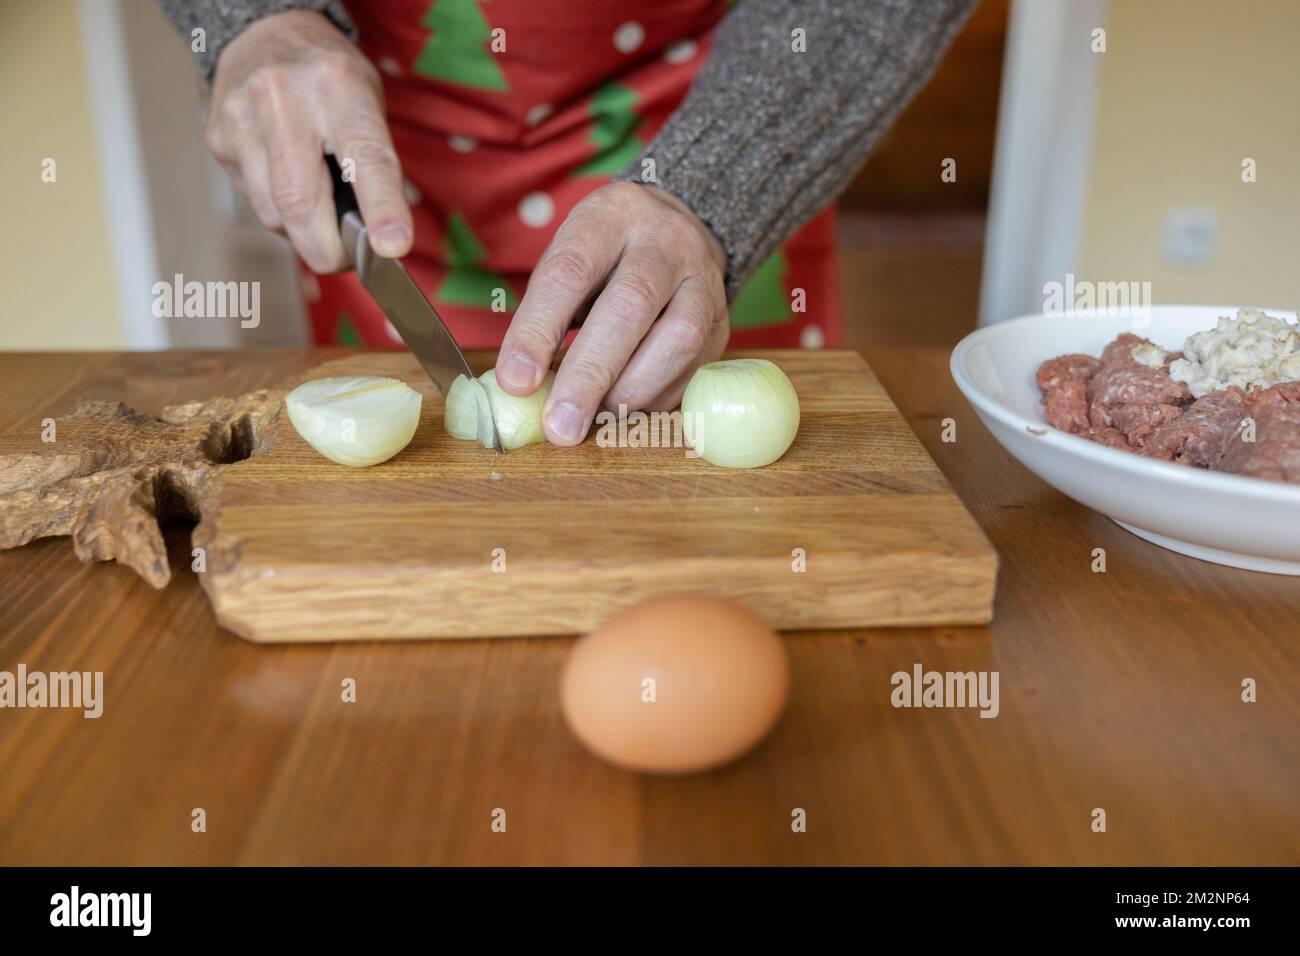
[328, 151, 576, 330]
[325, 154, 361, 227]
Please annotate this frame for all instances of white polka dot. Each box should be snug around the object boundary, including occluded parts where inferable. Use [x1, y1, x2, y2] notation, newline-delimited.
[518, 191, 554, 228]
[448, 133, 478, 153]
[402, 178, 423, 205]
[299, 271, 320, 303]
[613, 21, 645, 54]
[664, 39, 698, 65]
[800, 324, 825, 350]
[378, 56, 401, 77]
[525, 103, 553, 128]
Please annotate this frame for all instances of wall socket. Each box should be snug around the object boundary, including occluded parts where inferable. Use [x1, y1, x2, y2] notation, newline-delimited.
[1162, 207, 1218, 267]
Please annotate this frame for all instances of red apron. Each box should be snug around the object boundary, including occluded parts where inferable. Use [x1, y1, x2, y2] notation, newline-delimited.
[305, 0, 840, 351]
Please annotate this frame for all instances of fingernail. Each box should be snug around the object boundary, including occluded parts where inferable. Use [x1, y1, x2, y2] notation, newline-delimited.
[370, 223, 411, 256]
[497, 350, 537, 391]
[547, 402, 587, 443]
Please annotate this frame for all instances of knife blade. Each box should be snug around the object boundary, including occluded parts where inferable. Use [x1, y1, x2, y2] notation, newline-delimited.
[326, 155, 504, 453]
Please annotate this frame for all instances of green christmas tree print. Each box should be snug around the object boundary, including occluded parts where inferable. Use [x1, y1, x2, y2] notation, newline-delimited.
[435, 212, 518, 311]
[413, 0, 509, 92]
[729, 251, 792, 328]
[576, 83, 644, 177]
[335, 312, 362, 346]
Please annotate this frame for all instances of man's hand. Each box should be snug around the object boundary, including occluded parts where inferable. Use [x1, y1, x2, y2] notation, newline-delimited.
[496, 182, 729, 444]
[205, 10, 411, 272]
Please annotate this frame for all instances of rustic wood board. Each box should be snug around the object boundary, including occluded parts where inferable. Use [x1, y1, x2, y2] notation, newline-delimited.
[196, 349, 996, 640]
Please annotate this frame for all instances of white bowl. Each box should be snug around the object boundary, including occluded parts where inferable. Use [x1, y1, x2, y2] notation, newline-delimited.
[951, 305, 1300, 574]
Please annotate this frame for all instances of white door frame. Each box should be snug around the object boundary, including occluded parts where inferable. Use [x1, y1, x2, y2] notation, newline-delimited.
[77, 0, 169, 349]
[979, 0, 1109, 326]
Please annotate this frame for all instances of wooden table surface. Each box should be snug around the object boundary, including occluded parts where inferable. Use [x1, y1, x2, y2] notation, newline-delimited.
[1, 348, 1296, 866]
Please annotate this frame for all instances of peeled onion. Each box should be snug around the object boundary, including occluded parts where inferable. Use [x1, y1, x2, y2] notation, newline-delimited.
[443, 374, 496, 447]
[681, 359, 800, 468]
[285, 376, 422, 467]
[444, 368, 555, 450]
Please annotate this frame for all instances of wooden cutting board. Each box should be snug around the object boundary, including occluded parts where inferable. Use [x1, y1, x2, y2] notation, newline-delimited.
[195, 349, 996, 640]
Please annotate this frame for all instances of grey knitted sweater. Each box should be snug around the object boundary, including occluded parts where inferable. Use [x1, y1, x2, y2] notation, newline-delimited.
[160, 0, 978, 298]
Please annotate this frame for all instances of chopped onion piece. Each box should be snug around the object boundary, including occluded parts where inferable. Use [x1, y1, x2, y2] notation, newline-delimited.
[285, 376, 422, 467]
[444, 374, 495, 448]
[443, 368, 555, 450]
[681, 359, 800, 468]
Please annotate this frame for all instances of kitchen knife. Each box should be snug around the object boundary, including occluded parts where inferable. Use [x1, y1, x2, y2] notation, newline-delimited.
[325, 154, 504, 453]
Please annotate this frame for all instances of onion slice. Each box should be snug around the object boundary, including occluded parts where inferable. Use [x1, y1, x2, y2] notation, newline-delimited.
[285, 376, 422, 467]
[681, 359, 800, 468]
[444, 374, 496, 448]
[443, 368, 555, 450]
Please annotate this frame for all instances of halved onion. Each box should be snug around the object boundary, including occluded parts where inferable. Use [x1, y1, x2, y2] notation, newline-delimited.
[285, 376, 422, 467]
[444, 368, 555, 449]
[444, 374, 496, 447]
[681, 359, 800, 468]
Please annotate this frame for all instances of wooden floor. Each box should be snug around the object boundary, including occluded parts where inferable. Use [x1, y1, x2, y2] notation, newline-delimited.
[1, 348, 1297, 865]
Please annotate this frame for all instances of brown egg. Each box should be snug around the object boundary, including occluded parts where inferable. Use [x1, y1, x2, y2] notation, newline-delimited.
[560, 593, 790, 775]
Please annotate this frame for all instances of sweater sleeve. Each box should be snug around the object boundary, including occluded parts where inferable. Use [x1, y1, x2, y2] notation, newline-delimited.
[615, 0, 980, 299]
[156, 0, 356, 82]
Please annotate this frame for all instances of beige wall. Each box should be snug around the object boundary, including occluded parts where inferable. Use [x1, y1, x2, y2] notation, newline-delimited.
[1079, 0, 1300, 310]
[0, 0, 122, 348]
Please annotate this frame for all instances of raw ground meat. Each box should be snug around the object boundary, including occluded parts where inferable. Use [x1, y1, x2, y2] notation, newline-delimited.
[1219, 385, 1300, 482]
[1036, 336, 1300, 485]
[1265, 381, 1300, 404]
[1038, 338, 1194, 447]
[1099, 401, 1185, 447]
[1087, 425, 1131, 450]
[1037, 354, 1101, 391]
[1043, 380, 1091, 435]
[1081, 334, 1194, 448]
[1140, 388, 1248, 467]
[1036, 354, 1098, 436]
[1088, 334, 1192, 408]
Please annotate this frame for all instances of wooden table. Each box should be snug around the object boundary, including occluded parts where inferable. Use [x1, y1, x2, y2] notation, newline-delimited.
[1, 349, 1296, 865]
